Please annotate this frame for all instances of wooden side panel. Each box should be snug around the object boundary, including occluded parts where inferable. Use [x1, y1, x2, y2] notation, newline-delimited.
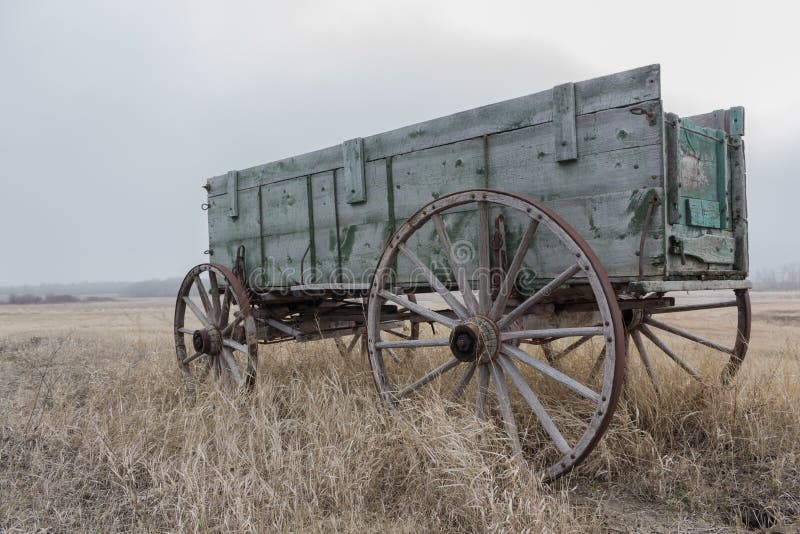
[261, 178, 310, 287]
[390, 101, 665, 282]
[311, 171, 338, 283]
[205, 65, 669, 288]
[207, 188, 261, 280]
[334, 161, 391, 284]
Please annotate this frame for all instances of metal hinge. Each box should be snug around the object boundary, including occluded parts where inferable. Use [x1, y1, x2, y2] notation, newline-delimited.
[669, 236, 686, 265]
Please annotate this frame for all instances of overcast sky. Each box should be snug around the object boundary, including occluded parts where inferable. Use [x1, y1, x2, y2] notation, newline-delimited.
[1, 0, 798, 285]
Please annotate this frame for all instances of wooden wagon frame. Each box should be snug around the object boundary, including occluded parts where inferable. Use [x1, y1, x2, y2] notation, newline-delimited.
[175, 64, 751, 480]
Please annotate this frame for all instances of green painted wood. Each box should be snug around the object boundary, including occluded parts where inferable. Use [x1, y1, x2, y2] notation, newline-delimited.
[333, 161, 391, 281]
[227, 170, 238, 217]
[203, 64, 748, 290]
[553, 82, 577, 162]
[260, 179, 311, 287]
[343, 137, 367, 204]
[677, 233, 735, 264]
[728, 106, 745, 136]
[207, 189, 261, 276]
[685, 198, 721, 228]
[686, 106, 745, 136]
[310, 171, 338, 283]
[675, 118, 727, 229]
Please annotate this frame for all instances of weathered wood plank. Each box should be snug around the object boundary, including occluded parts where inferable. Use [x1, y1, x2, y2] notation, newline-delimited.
[207, 189, 262, 275]
[207, 65, 661, 196]
[334, 162, 391, 282]
[686, 106, 745, 136]
[311, 171, 338, 282]
[628, 279, 751, 293]
[729, 136, 748, 273]
[553, 82, 577, 162]
[343, 138, 367, 204]
[394, 188, 665, 285]
[227, 170, 239, 217]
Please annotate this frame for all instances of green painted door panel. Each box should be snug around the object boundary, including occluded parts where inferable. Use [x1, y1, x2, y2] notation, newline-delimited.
[674, 117, 728, 229]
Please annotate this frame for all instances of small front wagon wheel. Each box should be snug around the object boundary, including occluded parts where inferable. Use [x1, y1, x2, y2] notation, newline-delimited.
[366, 189, 626, 481]
[174, 263, 258, 390]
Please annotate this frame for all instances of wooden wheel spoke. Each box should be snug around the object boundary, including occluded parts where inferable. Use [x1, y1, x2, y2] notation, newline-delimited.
[475, 363, 490, 419]
[378, 290, 457, 329]
[639, 324, 702, 380]
[630, 330, 662, 394]
[497, 263, 582, 329]
[221, 314, 243, 337]
[223, 338, 249, 354]
[375, 338, 450, 349]
[588, 346, 606, 381]
[489, 360, 522, 455]
[194, 277, 213, 318]
[396, 358, 460, 398]
[650, 300, 738, 315]
[334, 337, 349, 358]
[384, 329, 413, 340]
[502, 344, 601, 403]
[181, 352, 205, 365]
[501, 326, 604, 342]
[220, 287, 232, 327]
[346, 333, 362, 355]
[497, 355, 571, 455]
[449, 363, 476, 402]
[549, 335, 593, 364]
[397, 243, 470, 320]
[432, 213, 479, 314]
[221, 348, 244, 387]
[489, 218, 539, 319]
[208, 271, 222, 325]
[183, 296, 212, 329]
[477, 201, 491, 314]
[178, 327, 196, 335]
[644, 317, 734, 356]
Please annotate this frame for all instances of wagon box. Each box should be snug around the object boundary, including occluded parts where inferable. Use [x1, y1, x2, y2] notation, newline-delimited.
[176, 64, 752, 481]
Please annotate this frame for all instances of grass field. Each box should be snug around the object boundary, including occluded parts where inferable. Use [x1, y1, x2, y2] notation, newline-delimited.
[1, 292, 798, 532]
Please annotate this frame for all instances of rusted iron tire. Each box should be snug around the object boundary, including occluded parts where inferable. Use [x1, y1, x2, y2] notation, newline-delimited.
[174, 263, 258, 390]
[366, 189, 626, 481]
[625, 288, 751, 394]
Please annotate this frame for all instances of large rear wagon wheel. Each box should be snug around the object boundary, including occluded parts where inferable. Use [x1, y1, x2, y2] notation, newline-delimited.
[366, 189, 626, 481]
[625, 289, 751, 394]
[174, 263, 258, 390]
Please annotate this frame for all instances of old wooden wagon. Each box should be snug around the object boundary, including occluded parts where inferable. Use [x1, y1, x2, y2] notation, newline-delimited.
[174, 64, 751, 480]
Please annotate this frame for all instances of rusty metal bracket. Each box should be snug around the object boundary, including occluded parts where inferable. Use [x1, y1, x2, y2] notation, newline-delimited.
[669, 236, 687, 266]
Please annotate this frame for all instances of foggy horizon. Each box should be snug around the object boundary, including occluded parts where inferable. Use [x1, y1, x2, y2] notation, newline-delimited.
[2, 1, 798, 286]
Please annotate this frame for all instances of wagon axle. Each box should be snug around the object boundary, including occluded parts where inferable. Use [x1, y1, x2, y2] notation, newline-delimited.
[449, 317, 500, 364]
[192, 328, 222, 356]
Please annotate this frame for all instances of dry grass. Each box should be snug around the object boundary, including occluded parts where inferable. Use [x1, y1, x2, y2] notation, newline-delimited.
[1, 294, 799, 532]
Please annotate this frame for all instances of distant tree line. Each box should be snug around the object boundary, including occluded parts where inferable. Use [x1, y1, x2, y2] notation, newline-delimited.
[752, 263, 800, 291]
[6, 294, 98, 305]
[1, 277, 184, 303]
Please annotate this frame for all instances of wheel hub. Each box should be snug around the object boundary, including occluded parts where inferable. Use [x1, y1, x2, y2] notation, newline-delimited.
[449, 316, 500, 364]
[192, 328, 222, 355]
